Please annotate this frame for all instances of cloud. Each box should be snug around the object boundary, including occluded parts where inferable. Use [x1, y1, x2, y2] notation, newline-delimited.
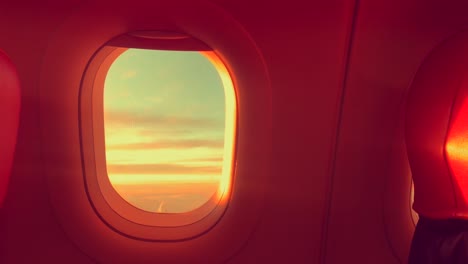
[106, 139, 224, 150]
[104, 110, 223, 129]
[136, 127, 194, 136]
[112, 182, 219, 195]
[107, 163, 221, 175]
[176, 157, 224, 163]
[121, 70, 137, 80]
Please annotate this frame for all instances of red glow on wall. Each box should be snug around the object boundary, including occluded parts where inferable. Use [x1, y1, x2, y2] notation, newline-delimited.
[445, 86, 468, 203]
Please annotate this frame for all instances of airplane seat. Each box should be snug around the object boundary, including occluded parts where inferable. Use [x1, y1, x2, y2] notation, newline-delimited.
[0, 49, 21, 208]
[405, 31, 468, 263]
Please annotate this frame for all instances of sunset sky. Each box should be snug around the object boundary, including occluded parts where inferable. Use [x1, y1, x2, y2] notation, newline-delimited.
[103, 48, 227, 213]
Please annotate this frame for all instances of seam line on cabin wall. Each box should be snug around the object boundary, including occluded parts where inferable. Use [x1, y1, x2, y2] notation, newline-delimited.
[318, 0, 360, 263]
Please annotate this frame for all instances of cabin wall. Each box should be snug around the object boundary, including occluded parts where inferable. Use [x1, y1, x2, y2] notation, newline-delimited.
[218, 1, 356, 263]
[0, 2, 91, 263]
[1, 1, 468, 263]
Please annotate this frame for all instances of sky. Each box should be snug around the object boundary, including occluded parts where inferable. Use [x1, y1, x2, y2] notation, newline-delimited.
[103, 48, 229, 213]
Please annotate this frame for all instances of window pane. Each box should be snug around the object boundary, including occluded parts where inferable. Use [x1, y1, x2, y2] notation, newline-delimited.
[103, 48, 230, 213]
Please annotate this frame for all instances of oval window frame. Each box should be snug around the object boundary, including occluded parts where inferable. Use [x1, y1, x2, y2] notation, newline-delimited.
[80, 33, 238, 239]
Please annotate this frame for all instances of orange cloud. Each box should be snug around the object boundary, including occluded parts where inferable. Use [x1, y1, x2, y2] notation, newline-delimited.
[104, 110, 222, 129]
[107, 163, 221, 175]
[176, 157, 223, 163]
[106, 139, 223, 150]
[112, 182, 219, 195]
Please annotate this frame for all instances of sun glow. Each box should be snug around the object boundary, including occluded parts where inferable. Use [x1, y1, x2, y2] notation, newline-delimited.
[103, 49, 236, 213]
[445, 97, 468, 163]
[445, 95, 468, 202]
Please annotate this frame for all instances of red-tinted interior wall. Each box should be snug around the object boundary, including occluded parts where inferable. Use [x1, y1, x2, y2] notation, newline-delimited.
[2, 1, 468, 263]
[0, 3, 91, 263]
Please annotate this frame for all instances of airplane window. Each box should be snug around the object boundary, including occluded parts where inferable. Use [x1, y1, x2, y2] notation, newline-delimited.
[103, 48, 236, 213]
